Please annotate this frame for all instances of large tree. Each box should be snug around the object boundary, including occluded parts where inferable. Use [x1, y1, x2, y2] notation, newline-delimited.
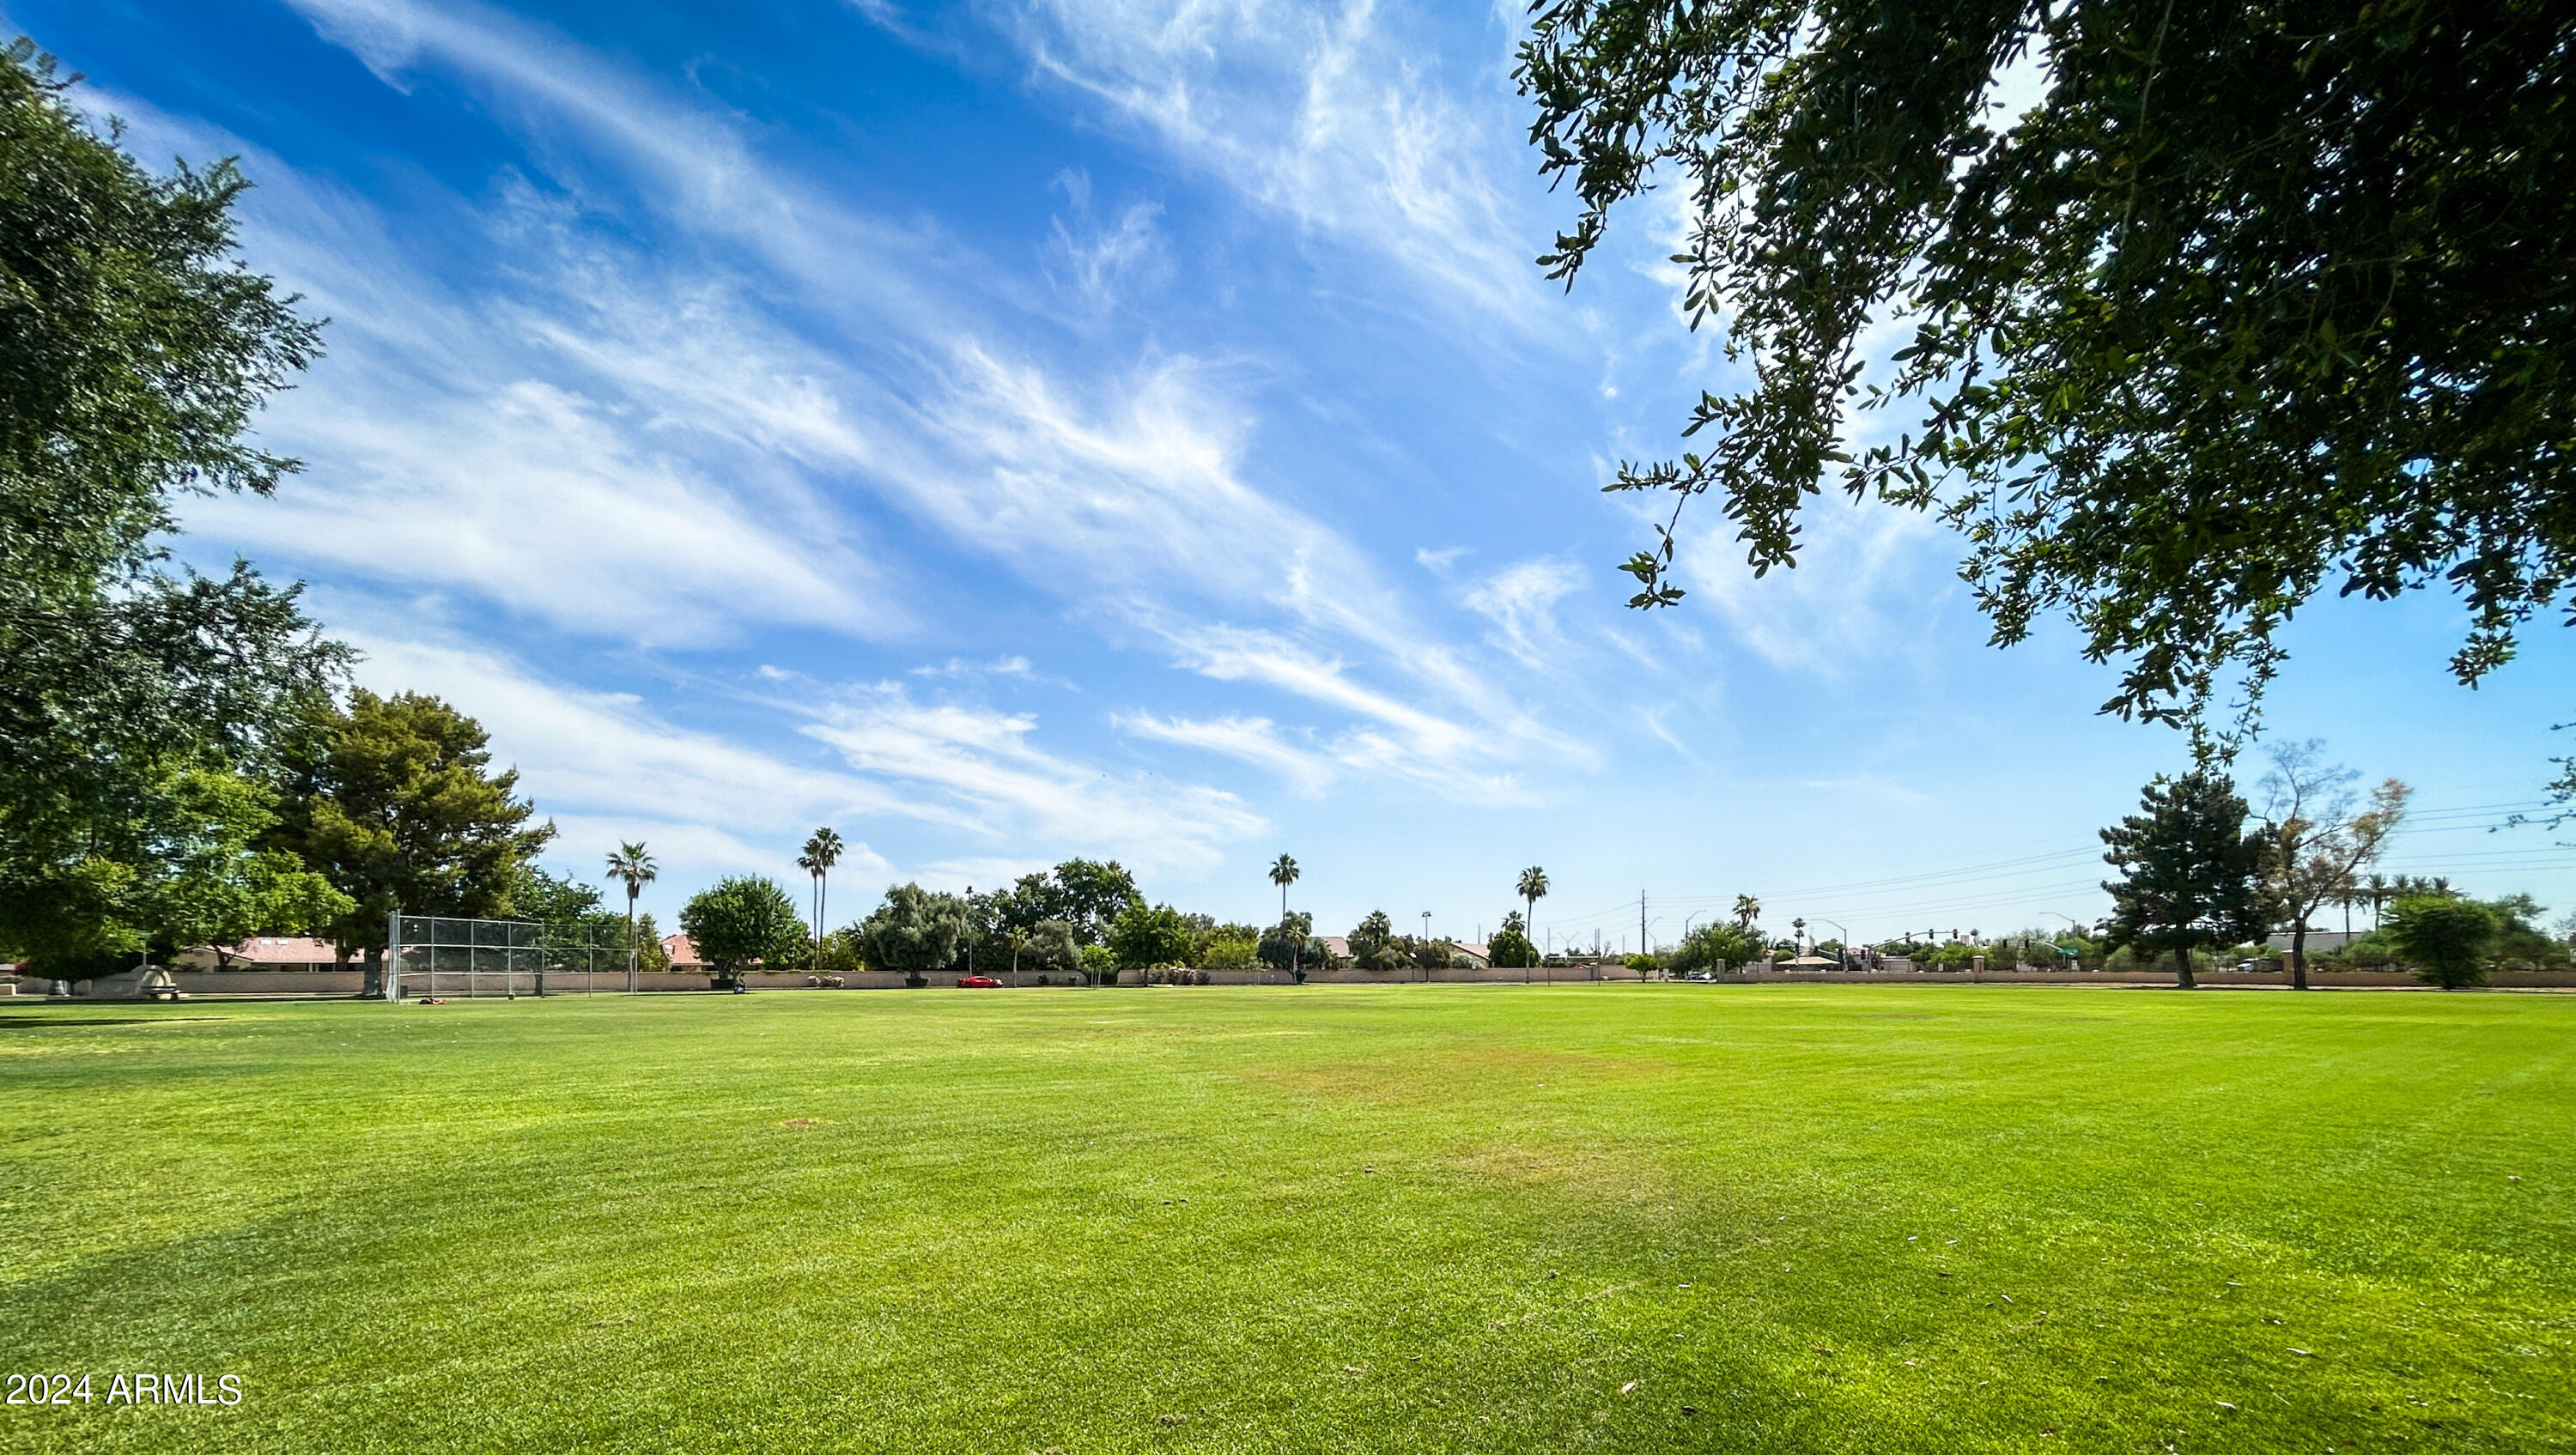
[1520, 2, 2575, 752]
[1007, 918, 1083, 981]
[605, 840, 657, 992]
[2254, 742, 2410, 990]
[1516, 865, 1550, 969]
[1042, 858, 1144, 947]
[856, 882, 972, 981]
[678, 876, 805, 985]
[1667, 921, 1765, 975]
[265, 690, 555, 988]
[0, 763, 349, 978]
[797, 827, 844, 978]
[1106, 900, 1194, 971]
[2099, 770, 2269, 988]
[1257, 912, 1327, 979]
[0, 41, 349, 968]
[1346, 910, 1404, 972]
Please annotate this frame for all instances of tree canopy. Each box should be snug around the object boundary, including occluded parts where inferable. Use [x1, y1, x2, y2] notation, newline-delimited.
[1520, 1, 2576, 749]
[1012, 918, 1083, 977]
[2253, 741, 2409, 988]
[264, 690, 554, 969]
[1003, 859, 1142, 947]
[2099, 770, 2268, 987]
[679, 876, 807, 979]
[1667, 921, 1765, 973]
[2385, 894, 2500, 989]
[1346, 910, 1400, 971]
[1257, 912, 1327, 974]
[0, 42, 349, 971]
[1107, 900, 1194, 970]
[858, 882, 971, 978]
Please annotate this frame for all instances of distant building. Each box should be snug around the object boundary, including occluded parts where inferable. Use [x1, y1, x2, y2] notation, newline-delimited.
[1451, 942, 1492, 968]
[2265, 930, 2356, 954]
[176, 937, 341, 972]
[661, 933, 703, 971]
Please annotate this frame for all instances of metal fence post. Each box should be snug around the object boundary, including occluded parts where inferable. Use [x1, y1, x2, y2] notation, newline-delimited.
[386, 908, 404, 1003]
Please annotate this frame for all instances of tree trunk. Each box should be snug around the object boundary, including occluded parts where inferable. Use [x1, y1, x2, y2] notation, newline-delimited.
[2290, 922, 2310, 991]
[2173, 944, 2196, 990]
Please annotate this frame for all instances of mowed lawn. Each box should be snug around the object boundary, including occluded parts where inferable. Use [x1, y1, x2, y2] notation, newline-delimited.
[3, 986, 2572, 1453]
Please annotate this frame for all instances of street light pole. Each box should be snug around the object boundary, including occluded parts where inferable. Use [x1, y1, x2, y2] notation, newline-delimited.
[2041, 911, 2090, 972]
[1815, 917, 1850, 970]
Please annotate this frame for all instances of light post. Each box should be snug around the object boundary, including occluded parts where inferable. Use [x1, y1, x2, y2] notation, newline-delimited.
[2041, 911, 2089, 972]
[1815, 917, 1850, 971]
[1420, 911, 1433, 982]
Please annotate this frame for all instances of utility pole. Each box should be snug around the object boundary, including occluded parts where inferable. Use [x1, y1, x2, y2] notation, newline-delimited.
[1639, 891, 1647, 962]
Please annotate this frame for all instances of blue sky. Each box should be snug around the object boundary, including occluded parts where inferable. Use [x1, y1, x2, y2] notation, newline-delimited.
[21, 0, 2575, 948]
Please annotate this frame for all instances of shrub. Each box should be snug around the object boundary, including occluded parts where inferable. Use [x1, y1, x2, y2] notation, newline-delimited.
[2387, 895, 2500, 989]
[1197, 932, 1258, 970]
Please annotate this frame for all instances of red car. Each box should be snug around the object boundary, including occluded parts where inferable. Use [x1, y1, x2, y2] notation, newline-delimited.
[956, 974, 1004, 988]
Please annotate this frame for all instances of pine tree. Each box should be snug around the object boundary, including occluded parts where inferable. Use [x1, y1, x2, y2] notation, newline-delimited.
[2099, 771, 2268, 989]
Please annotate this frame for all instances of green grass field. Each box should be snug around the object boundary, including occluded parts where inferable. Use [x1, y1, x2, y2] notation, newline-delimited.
[4, 985, 2571, 1452]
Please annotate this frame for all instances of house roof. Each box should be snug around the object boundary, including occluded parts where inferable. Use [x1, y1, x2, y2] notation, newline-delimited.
[214, 937, 338, 962]
[661, 933, 702, 967]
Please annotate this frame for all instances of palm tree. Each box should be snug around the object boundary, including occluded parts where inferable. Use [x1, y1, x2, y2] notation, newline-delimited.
[604, 841, 658, 993]
[1792, 917, 1807, 954]
[1269, 854, 1301, 981]
[1733, 894, 1760, 931]
[1517, 866, 1550, 984]
[2365, 872, 2391, 931]
[799, 828, 845, 976]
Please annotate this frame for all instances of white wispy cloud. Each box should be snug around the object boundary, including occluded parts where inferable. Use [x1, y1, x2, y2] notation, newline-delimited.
[1044, 169, 1171, 316]
[283, 0, 954, 336]
[205, 376, 888, 646]
[339, 627, 1262, 888]
[964, 0, 1551, 325]
[1462, 556, 1583, 669]
[343, 632, 931, 834]
[1673, 491, 1950, 674]
[254, 0, 1607, 803]
[94, 90, 901, 648]
[1115, 712, 1342, 794]
[803, 683, 1266, 869]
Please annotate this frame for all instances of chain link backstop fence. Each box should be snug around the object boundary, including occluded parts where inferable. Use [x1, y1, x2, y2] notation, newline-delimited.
[385, 912, 641, 1000]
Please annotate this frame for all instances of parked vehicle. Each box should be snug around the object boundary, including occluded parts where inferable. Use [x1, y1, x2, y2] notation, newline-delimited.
[957, 974, 1003, 988]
